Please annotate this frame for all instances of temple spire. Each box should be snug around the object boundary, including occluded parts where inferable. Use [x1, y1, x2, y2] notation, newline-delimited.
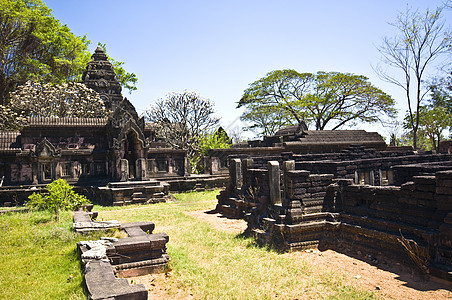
[82, 47, 123, 111]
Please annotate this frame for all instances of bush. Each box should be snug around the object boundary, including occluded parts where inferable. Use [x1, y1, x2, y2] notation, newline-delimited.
[27, 179, 90, 221]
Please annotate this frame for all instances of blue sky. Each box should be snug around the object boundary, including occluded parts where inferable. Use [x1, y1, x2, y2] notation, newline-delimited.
[44, 0, 451, 140]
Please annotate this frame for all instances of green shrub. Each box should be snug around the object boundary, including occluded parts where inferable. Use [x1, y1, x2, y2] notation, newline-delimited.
[27, 179, 90, 221]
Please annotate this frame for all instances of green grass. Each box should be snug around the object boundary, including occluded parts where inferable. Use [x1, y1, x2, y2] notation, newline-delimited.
[0, 210, 114, 300]
[100, 190, 376, 299]
[0, 190, 376, 299]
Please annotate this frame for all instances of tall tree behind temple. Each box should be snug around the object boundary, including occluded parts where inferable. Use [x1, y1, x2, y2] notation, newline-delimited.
[238, 70, 396, 136]
[0, 0, 91, 105]
[375, 6, 451, 149]
[0, 0, 138, 106]
[146, 91, 220, 173]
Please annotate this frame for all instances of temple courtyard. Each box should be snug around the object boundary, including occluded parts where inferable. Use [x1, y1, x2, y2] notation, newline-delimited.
[1, 190, 450, 299]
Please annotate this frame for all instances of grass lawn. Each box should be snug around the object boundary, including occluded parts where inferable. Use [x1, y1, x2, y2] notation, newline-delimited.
[0, 210, 110, 299]
[0, 190, 376, 299]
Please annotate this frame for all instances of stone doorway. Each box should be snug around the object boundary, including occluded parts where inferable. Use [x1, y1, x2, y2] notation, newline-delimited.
[122, 131, 142, 179]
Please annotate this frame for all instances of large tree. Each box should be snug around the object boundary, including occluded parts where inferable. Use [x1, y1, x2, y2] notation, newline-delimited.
[238, 70, 312, 135]
[238, 70, 396, 135]
[430, 72, 452, 114]
[0, 0, 90, 105]
[0, 0, 138, 105]
[376, 6, 451, 149]
[146, 91, 220, 172]
[240, 102, 296, 136]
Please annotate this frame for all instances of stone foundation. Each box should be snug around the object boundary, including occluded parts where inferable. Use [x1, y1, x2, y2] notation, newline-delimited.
[0, 173, 229, 207]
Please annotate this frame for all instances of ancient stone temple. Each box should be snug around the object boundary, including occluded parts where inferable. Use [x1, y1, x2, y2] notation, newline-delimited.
[0, 47, 188, 188]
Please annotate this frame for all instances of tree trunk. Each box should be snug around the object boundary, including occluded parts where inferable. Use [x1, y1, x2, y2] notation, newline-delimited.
[413, 129, 418, 150]
[56, 205, 60, 222]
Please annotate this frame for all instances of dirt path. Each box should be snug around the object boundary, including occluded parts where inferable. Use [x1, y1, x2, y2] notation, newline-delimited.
[129, 210, 452, 299]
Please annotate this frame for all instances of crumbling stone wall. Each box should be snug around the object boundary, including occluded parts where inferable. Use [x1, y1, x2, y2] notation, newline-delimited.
[217, 155, 452, 281]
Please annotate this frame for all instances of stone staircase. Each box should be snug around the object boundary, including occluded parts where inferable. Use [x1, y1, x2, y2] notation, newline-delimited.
[101, 180, 170, 206]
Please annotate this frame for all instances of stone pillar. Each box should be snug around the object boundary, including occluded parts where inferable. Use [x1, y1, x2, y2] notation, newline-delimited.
[73, 162, 81, 178]
[147, 159, 155, 175]
[283, 160, 295, 200]
[120, 159, 129, 182]
[136, 158, 147, 180]
[242, 158, 254, 188]
[283, 170, 310, 224]
[184, 157, 190, 176]
[268, 161, 281, 205]
[32, 162, 38, 185]
[211, 157, 220, 174]
[230, 158, 242, 190]
[388, 169, 394, 185]
[168, 157, 173, 174]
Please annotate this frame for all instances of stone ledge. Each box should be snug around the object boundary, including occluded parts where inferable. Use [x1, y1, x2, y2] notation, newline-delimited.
[83, 260, 147, 300]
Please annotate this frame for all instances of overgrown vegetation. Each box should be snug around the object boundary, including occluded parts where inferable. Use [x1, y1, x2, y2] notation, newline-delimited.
[146, 91, 228, 173]
[0, 0, 138, 129]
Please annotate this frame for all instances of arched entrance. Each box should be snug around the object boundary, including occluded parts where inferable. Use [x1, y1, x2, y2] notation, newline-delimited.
[122, 131, 142, 179]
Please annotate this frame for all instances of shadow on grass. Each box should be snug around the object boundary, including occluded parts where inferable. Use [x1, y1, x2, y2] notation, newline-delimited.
[233, 230, 282, 254]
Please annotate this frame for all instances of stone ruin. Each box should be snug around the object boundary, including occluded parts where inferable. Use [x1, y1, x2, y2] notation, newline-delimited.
[0, 46, 228, 207]
[74, 205, 169, 299]
[205, 126, 388, 175]
[216, 144, 452, 281]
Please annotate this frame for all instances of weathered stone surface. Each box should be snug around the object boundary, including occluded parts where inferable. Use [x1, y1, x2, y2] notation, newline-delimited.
[75, 209, 170, 300]
[230, 158, 242, 190]
[268, 161, 281, 205]
[216, 149, 452, 281]
[79, 238, 118, 261]
[73, 211, 121, 233]
[84, 260, 148, 300]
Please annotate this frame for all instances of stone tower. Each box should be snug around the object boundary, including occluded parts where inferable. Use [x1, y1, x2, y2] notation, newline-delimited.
[82, 46, 123, 110]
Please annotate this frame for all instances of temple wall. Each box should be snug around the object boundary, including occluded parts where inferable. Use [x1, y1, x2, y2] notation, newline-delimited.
[216, 153, 452, 280]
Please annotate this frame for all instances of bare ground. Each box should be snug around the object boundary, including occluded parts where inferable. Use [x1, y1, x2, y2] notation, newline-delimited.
[128, 210, 452, 299]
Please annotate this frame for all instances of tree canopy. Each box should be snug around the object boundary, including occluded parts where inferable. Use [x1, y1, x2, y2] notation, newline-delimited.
[238, 70, 396, 135]
[146, 91, 220, 173]
[403, 105, 452, 151]
[0, 0, 138, 106]
[0, 0, 90, 105]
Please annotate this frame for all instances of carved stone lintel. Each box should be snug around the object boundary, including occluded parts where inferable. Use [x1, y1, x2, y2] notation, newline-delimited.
[31, 137, 61, 158]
